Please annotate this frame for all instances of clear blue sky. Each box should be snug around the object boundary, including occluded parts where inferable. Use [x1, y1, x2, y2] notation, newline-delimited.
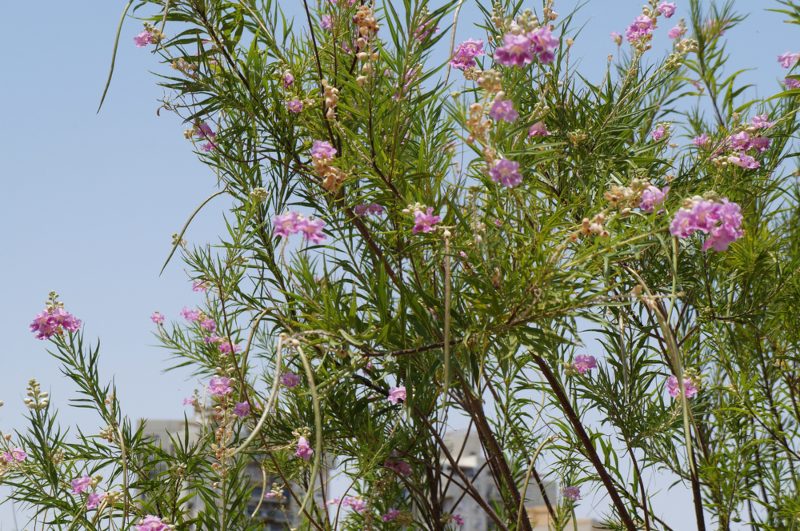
[0, 0, 794, 528]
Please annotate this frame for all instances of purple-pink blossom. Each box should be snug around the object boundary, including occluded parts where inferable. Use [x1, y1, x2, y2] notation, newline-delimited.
[382, 508, 401, 522]
[384, 459, 412, 476]
[528, 121, 550, 137]
[311, 140, 337, 161]
[728, 153, 760, 169]
[295, 436, 313, 460]
[150, 312, 165, 325]
[626, 15, 655, 43]
[452, 514, 465, 526]
[353, 203, 385, 216]
[412, 208, 441, 234]
[134, 31, 154, 47]
[71, 476, 92, 494]
[640, 185, 669, 213]
[563, 486, 582, 501]
[281, 372, 301, 388]
[273, 211, 302, 238]
[692, 134, 709, 147]
[344, 496, 367, 513]
[2, 448, 27, 463]
[321, 15, 333, 30]
[450, 39, 484, 70]
[194, 122, 216, 139]
[785, 77, 800, 89]
[489, 158, 523, 188]
[529, 26, 559, 64]
[283, 72, 295, 88]
[668, 24, 686, 39]
[414, 17, 439, 42]
[494, 34, 534, 67]
[180, 307, 201, 322]
[388, 386, 406, 404]
[670, 198, 744, 251]
[573, 355, 597, 375]
[30, 307, 82, 340]
[136, 515, 169, 531]
[233, 401, 251, 417]
[86, 492, 107, 510]
[657, 2, 677, 18]
[296, 217, 327, 244]
[489, 98, 519, 122]
[778, 51, 800, 69]
[651, 125, 668, 141]
[751, 114, 773, 129]
[667, 375, 698, 399]
[208, 376, 233, 397]
[219, 341, 241, 355]
[182, 396, 198, 407]
[200, 318, 216, 332]
[287, 99, 304, 113]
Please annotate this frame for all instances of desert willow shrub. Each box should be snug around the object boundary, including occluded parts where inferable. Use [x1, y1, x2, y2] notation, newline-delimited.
[2, 0, 800, 529]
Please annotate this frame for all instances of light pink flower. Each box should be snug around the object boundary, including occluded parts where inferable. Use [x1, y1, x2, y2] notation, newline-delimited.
[71, 476, 92, 494]
[134, 31, 153, 47]
[494, 34, 534, 67]
[281, 372, 301, 388]
[353, 203, 385, 216]
[412, 208, 441, 234]
[778, 51, 800, 69]
[233, 401, 251, 417]
[283, 72, 295, 89]
[640, 185, 669, 213]
[450, 39, 484, 70]
[86, 492, 107, 510]
[489, 98, 519, 122]
[296, 217, 327, 244]
[200, 318, 216, 332]
[528, 26, 559, 64]
[528, 121, 550, 137]
[573, 355, 597, 375]
[344, 496, 367, 513]
[563, 485, 581, 501]
[208, 376, 233, 397]
[667, 375, 698, 398]
[751, 114, 773, 129]
[452, 514, 465, 526]
[489, 158, 523, 188]
[626, 15, 655, 43]
[382, 508, 401, 522]
[30, 307, 82, 340]
[692, 134, 709, 147]
[728, 153, 760, 170]
[651, 125, 667, 141]
[180, 307, 201, 322]
[668, 24, 686, 39]
[192, 280, 208, 292]
[670, 198, 744, 251]
[311, 140, 337, 161]
[785, 77, 800, 89]
[295, 436, 313, 460]
[136, 515, 169, 531]
[194, 122, 216, 139]
[273, 211, 302, 238]
[388, 386, 406, 404]
[219, 341, 241, 355]
[657, 2, 677, 18]
[182, 396, 198, 407]
[287, 99, 304, 113]
[150, 312, 165, 325]
[321, 15, 333, 30]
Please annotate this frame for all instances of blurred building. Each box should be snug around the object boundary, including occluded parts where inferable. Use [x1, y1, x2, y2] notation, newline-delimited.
[140, 417, 313, 529]
[442, 430, 607, 531]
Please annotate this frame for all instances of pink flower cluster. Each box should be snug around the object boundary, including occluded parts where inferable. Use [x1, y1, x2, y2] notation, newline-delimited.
[295, 436, 313, 460]
[563, 485, 582, 501]
[353, 203, 385, 216]
[670, 197, 744, 252]
[720, 119, 771, 169]
[287, 99, 304, 113]
[495, 26, 558, 67]
[388, 386, 406, 404]
[71, 476, 92, 494]
[86, 492, 107, 510]
[786, 77, 800, 90]
[30, 307, 81, 340]
[136, 516, 169, 531]
[281, 372, 301, 388]
[639, 185, 669, 213]
[193, 122, 217, 152]
[489, 98, 519, 123]
[625, 15, 655, 43]
[573, 355, 597, 375]
[1, 448, 27, 464]
[382, 508, 401, 522]
[667, 375, 698, 399]
[208, 376, 233, 397]
[233, 401, 251, 417]
[450, 39, 485, 70]
[668, 24, 686, 40]
[490, 158, 523, 188]
[778, 51, 800, 69]
[412, 208, 441, 234]
[273, 211, 326, 243]
[134, 30, 154, 47]
[657, 2, 677, 18]
[528, 121, 550, 138]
